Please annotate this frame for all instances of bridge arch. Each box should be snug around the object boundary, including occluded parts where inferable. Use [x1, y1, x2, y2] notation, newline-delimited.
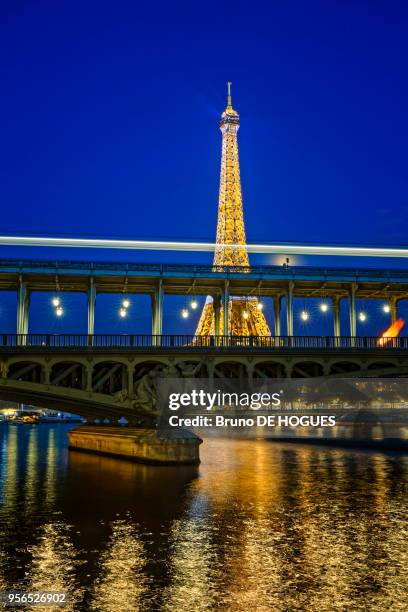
[8, 361, 44, 383]
[329, 360, 362, 375]
[0, 382, 130, 422]
[366, 360, 398, 370]
[50, 361, 86, 390]
[213, 360, 249, 378]
[291, 361, 324, 378]
[91, 360, 128, 394]
[253, 360, 287, 378]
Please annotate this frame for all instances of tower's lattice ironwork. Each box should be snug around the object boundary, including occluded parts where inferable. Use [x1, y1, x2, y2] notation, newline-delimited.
[195, 84, 271, 336]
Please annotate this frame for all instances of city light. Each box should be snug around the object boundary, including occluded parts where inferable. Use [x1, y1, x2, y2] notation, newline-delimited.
[358, 312, 367, 322]
[55, 305, 64, 317]
[320, 302, 329, 313]
[51, 296, 60, 307]
[190, 299, 198, 310]
[119, 307, 127, 318]
[383, 303, 391, 313]
[243, 310, 249, 319]
[256, 301, 264, 311]
[300, 310, 309, 321]
[122, 298, 130, 308]
[181, 308, 189, 319]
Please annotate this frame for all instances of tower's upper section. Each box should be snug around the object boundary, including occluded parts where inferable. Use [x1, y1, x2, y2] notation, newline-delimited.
[213, 83, 249, 268]
[220, 81, 240, 128]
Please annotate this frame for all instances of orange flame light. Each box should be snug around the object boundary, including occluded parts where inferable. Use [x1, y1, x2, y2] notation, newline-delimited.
[377, 318, 405, 347]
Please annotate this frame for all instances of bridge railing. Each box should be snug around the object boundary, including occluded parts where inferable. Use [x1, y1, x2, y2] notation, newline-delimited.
[0, 334, 407, 349]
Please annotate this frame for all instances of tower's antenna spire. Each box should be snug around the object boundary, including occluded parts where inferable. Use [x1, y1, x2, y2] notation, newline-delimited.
[227, 81, 232, 107]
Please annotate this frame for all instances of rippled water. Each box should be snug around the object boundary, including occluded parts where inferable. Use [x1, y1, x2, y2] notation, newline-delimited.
[0, 423, 407, 611]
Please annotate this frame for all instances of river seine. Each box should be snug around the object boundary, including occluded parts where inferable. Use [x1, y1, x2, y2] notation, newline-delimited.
[0, 423, 407, 611]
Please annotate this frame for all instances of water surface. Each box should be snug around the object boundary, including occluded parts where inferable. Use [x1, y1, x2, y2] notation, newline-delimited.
[0, 423, 407, 611]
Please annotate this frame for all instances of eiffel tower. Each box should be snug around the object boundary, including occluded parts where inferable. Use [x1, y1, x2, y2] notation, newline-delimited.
[195, 84, 271, 336]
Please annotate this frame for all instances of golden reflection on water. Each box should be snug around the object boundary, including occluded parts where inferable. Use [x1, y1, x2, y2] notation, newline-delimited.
[1, 426, 408, 611]
[44, 429, 57, 507]
[162, 440, 408, 612]
[91, 520, 150, 612]
[24, 428, 39, 514]
[0, 426, 18, 591]
[162, 517, 220, 611]
[26, 522, 84, 612]
[0, 425, 18, 514]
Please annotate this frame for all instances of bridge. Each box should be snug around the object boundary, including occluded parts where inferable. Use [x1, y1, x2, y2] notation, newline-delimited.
[0, 333, 407, 422]
[1, 258, 408, 336]
[0, 257, 407, 422]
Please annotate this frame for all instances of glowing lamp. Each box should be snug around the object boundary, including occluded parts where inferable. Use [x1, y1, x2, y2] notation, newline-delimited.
[300, 310, 309, 321]
[119, 307, 127, 318]
[55, 306, 64, 317]
[181, 308, 189, 319]
[52, 297, 60, 307]
[320, 302, 328, 313]
[122, 298, 130, 309]
[243, 310, 249, 319]
[358, 312, 367, 322]
[256, 301, 264, 311]
[190, 300, 198, 310]
[383, 304, 391, 314]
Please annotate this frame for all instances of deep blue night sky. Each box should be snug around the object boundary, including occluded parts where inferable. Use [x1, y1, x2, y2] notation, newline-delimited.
[1, 0, 408, 335]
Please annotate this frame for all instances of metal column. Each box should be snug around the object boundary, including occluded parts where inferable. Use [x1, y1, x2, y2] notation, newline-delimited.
[213, 294, 221, 339]
[333, 296, 341, 338]
[286, 282, 294, 337]
[349, 283, 357, 337]
[87, 278, 96, 338]
[17, 277, 30, 341]
[273, 296, 281, 336]
[390, 296, 398, 324]
[223, 281, 230, 336]
[152, 280, 164, 337]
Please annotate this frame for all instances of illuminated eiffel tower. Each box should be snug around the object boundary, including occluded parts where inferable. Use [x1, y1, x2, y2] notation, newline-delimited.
[195, 84, 271, 336]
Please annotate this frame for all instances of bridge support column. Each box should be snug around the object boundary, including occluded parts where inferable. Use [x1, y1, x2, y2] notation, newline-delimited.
[87, 279, 96, 340]
[223, 281, 230, 337]
[152, 280, 164, 339]
[390, 296, 398, 324]
[213, 294, 221, 340]
[349, 283, 357, 338]
[273, 296, 281, 336]
[17, 278, 30, 343]
[286, 282, 294, 337]
[333, 296, 341, 339]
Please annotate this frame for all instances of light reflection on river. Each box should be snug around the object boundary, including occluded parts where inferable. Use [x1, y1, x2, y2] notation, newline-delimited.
[0, 423, 407, 611]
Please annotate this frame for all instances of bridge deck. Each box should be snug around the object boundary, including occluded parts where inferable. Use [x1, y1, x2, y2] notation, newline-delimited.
[0, 259, 408, 297]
